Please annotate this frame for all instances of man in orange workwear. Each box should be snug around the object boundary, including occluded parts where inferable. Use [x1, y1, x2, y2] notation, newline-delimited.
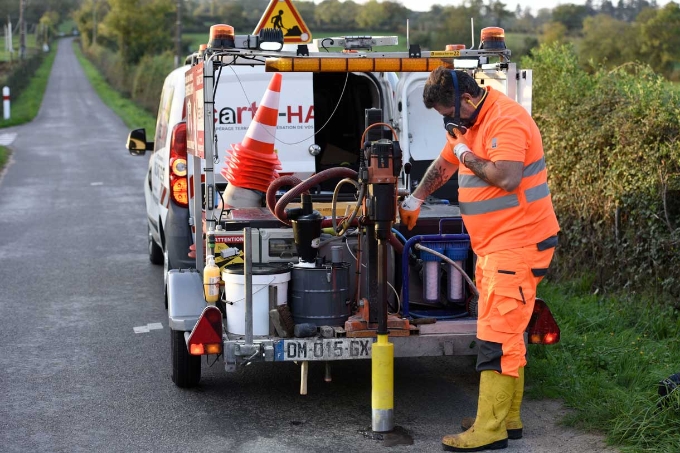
[399, 68, 560, 452]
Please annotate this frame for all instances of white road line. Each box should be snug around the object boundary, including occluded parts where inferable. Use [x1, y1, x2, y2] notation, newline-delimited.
[0, 132, 17, 146]
[133, 322, 164, 333]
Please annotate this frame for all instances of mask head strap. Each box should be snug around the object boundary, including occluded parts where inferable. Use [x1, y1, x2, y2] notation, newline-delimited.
[443, 70, 467, 135]
[450, 70, 462, 127]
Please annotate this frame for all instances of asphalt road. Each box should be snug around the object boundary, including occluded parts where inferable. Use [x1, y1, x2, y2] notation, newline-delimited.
[0, 38, 617, 453]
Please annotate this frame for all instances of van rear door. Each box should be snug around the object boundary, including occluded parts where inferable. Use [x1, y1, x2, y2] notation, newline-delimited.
[394, 72, 455, 203]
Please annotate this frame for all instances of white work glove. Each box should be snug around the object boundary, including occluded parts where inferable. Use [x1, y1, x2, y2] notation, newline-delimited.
[446, 133, 472, 165]
[453, 142, 472, 164]
[399, 194, 424, 231]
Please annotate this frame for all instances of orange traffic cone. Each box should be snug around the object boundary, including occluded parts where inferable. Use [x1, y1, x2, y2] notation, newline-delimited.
[221, 73, 283, 194]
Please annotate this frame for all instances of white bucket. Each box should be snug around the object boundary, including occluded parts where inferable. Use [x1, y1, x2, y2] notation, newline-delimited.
[221, 264, 291, 335]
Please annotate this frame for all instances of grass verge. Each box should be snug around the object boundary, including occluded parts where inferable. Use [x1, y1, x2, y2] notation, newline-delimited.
[528, 278, 680, 452]
[0, 47, 56, 128]
[72, 41, 156, 135]
[0, 145, 8, 170]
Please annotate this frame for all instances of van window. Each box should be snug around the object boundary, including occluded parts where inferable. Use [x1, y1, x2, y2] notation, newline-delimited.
[154, 84, 175, 151]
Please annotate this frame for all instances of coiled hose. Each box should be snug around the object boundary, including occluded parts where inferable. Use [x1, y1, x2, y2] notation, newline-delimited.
[265, 168, 404, 255]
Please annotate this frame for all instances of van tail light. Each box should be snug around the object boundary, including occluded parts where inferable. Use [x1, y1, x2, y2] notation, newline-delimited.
[527, 298, 560, 345]
[169, 121, 188, 207]
[188, 306, 223, 355]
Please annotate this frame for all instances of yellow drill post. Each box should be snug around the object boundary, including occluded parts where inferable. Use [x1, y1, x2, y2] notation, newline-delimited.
[372, 333, 394, 432]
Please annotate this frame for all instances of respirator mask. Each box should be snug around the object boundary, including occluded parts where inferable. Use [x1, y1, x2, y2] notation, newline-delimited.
[443, 70, 486, 136]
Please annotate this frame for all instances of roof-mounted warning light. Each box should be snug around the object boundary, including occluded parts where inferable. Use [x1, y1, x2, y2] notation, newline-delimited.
[265, 57, 451, 73]
[446, 44, 466, 51]
[207, 24, 284, 52]
[479, 27, 506, 50]
[208, 24, 235, 49]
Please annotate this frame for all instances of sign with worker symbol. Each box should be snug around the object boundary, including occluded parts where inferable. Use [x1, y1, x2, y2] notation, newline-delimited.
[254, 0, 312, 44]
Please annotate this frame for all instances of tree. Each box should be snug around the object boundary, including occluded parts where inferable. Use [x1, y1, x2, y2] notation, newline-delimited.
[552, 4, 588, 32]
[38, 11, 59, 45]
[74, 0, 111, 49]
[487, 0, 513, 27]
[636, 2, 680, 78]
[215, 3, 247, 31]
[424, 2, 487, 51]
[534, 8, 553, 29]
[314, 0, 358, 31]
[600, 0, 616, 17]
[380, 1, 409, 32]
[102, 0, 175, 66]
[578, 14, 636, 71]
[540, 21, 567, 45]
[513, 7, 535, 33]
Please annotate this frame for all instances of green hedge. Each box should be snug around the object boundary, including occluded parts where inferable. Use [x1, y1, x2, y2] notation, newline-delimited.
[524, 43, 680, 296]
[131, 51, 174, 114]
[85, 44, 129, 95]
[1, 50, 47, 102]
[82, 43, 172, 117]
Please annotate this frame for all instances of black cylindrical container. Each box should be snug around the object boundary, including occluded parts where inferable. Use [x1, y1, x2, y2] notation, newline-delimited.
[292, 215, 322, 263]
[290, 263, 351, 326]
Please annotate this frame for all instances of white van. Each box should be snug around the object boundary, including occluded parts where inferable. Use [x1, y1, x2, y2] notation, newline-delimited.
[126, 41, 531, 308]
[127, 52, 404, 307]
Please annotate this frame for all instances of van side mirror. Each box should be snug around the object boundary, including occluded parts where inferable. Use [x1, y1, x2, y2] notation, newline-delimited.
[126, 128, 153, 156]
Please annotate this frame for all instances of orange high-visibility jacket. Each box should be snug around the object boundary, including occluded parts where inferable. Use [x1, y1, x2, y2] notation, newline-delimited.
[441, 87, 560, 256]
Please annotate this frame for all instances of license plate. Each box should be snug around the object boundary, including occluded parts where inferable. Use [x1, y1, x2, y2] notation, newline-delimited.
[274, 338, 372, 361]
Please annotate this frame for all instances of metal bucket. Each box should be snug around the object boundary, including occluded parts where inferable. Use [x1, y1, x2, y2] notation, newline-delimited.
[290, 263, 350, 327]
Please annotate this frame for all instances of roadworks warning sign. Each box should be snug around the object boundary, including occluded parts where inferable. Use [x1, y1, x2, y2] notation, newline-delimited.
[254, 0, 312, 44]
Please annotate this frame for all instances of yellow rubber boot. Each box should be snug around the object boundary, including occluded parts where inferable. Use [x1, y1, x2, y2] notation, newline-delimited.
[504, 367, 524, 439]
[442, 371, 514, 452]
[459, 367, 524, 440]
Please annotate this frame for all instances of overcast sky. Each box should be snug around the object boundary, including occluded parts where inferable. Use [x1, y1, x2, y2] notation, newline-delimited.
[312, 0, 672, 15]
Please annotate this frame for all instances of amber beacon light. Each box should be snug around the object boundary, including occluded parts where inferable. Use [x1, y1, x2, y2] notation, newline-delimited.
[479, 27, 506, 50]
[208, 24, 235, 49]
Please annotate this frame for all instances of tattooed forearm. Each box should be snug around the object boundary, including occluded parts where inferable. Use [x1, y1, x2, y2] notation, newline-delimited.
[464, 154, 491, 184]
[417, 159, 456, 197]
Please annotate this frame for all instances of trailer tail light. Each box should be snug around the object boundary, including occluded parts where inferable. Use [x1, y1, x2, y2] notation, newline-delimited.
[265, 57, 452, 73]
[527, 298, 560, 345]
[169, 122, 188, 207]
[188, 306, 223, 355]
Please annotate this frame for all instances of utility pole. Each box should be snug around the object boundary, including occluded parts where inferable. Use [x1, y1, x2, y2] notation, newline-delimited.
[18, 0, 25, 59]
[174, 0, 182, 68]
[92, 0, 97, 46]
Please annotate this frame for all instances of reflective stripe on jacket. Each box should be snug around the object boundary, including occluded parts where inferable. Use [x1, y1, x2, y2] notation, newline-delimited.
[443, 87, 560, 255]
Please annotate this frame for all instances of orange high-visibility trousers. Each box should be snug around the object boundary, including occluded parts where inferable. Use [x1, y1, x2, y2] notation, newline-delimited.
[474, 240, 556, 377]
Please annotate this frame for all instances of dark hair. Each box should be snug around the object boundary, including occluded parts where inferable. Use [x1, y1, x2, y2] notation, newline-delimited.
[423, 67, 483, 109]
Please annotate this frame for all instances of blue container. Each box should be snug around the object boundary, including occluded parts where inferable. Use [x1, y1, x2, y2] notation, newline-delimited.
[443, 240, 470, 303]
[420, 242, 446, 303]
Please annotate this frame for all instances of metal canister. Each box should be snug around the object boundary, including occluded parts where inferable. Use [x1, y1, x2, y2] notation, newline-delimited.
[289, 262, 350, 327]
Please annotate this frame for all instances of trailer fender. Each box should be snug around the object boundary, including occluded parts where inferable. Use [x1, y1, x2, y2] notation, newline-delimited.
[167, 269, 206, 331]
